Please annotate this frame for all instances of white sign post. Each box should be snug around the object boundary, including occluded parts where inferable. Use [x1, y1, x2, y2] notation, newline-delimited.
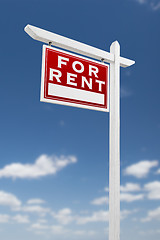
[109, 41, 120, 240]
[24, 24, 135, 240]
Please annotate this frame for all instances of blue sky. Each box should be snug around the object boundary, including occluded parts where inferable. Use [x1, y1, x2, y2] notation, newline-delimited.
[0, 0, 160, 239]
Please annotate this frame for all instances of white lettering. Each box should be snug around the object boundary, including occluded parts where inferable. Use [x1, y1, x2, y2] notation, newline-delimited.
[81, 76, 92, 89]
[96, 80, 105, 92]
[89, 65, 99, 78]
[58, 56, 69, 68]
[49, 68, 62, 83]
[67, 73, 77, 86]
[72, 61, 84, 73]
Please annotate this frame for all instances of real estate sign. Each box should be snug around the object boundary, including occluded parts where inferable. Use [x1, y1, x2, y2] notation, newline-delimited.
[40, 45, 109, 112]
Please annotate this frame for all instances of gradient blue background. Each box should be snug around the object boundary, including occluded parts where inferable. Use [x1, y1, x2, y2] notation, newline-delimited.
[0, 0, 160, 239]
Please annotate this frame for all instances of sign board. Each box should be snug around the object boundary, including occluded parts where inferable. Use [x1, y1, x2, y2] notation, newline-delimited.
[41, 45, 109, 112]
[25, 25, 135, 240]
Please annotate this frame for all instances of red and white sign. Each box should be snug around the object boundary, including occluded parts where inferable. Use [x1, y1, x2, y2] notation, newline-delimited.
[41, 45, 109, 111]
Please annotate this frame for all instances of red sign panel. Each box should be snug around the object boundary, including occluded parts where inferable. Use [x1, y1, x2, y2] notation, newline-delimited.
[41, 45, 109, 112]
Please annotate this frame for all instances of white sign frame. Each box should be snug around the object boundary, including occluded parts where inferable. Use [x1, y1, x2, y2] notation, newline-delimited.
[41, 45, 110, 112]
[25, 24, 135, 240]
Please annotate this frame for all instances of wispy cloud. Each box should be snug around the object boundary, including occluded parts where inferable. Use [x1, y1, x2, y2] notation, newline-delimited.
[51, 207, 132, 225]
[0, 214, 30, 224]
[120, 210, 133, 220]
[151, 1, 160, 10]
[136, 0, 147, 4]
[52, 208, 74, 225]
[0, 190, 50, 217]
[134, 0, 160, 11]
[120, 193, 144, 202]
[12, 214, 30, 223]
[27, 199, 45, 205]
[0, 214, 10, 223]
[31, 222, 49, 230]
[124, 160, 158, 178]
[30, 219, 98, 236]
[104, 183, 141, 193]
[29, 213, 102, 236]
[0, 154, 77, 179]
[91, 196, 108, 205]
[120, 183, 141, 192]
[15, 205, 50, 216]
[51, 225, 70, 235]
[0, 187, 137, 238]
[76, 209, 133, 224]
[141, 207, 160, 222]
[91, 193, 143, 205]
[76, 210, 109, 224]
[121, 86, 132, 98]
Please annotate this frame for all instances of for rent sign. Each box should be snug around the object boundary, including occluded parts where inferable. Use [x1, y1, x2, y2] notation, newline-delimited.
[41, 45, 109, 111]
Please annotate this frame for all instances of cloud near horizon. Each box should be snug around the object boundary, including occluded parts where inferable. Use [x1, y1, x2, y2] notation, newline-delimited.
[0, 154, 77, 179]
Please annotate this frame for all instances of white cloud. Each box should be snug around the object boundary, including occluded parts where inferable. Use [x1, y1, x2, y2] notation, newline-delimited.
[15, 205, 50, 216]
[30, 221, 97, 237]
[141, 207, 160, 222]
[27, 199, 45, 205]
[124, 160, 158, 178]
[0, 154, 77, 179]
[74, 230, 96, 236]
[91, 196, 108, 205]
[52, 208, 74, 225]
[91, 193, 143, 205]
[31, 223, 49, 230]
[76, 210, 109, 224]
[0, 214, 10, 223]
[120, 183, 141, 192]
[105, 183, 141, 192]
[27, 207, 133, 236]
[144, 181, 160, 199]
[13, 214, 30, 223]
[120, 193, 144, 202]
[0, 191, 21, 208]
[93, 183, 142, 206]
[37, 218, 48, 224]
[51, 225, 69, 235]
[76, 209, 133, 224]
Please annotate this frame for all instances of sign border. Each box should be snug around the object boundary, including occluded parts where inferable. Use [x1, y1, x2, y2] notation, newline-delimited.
[40, 45, 109, 112]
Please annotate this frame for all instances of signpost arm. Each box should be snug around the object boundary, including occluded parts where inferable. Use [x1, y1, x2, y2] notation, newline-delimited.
[109, 41, 120, 240]
[24, 24, 135, 67]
